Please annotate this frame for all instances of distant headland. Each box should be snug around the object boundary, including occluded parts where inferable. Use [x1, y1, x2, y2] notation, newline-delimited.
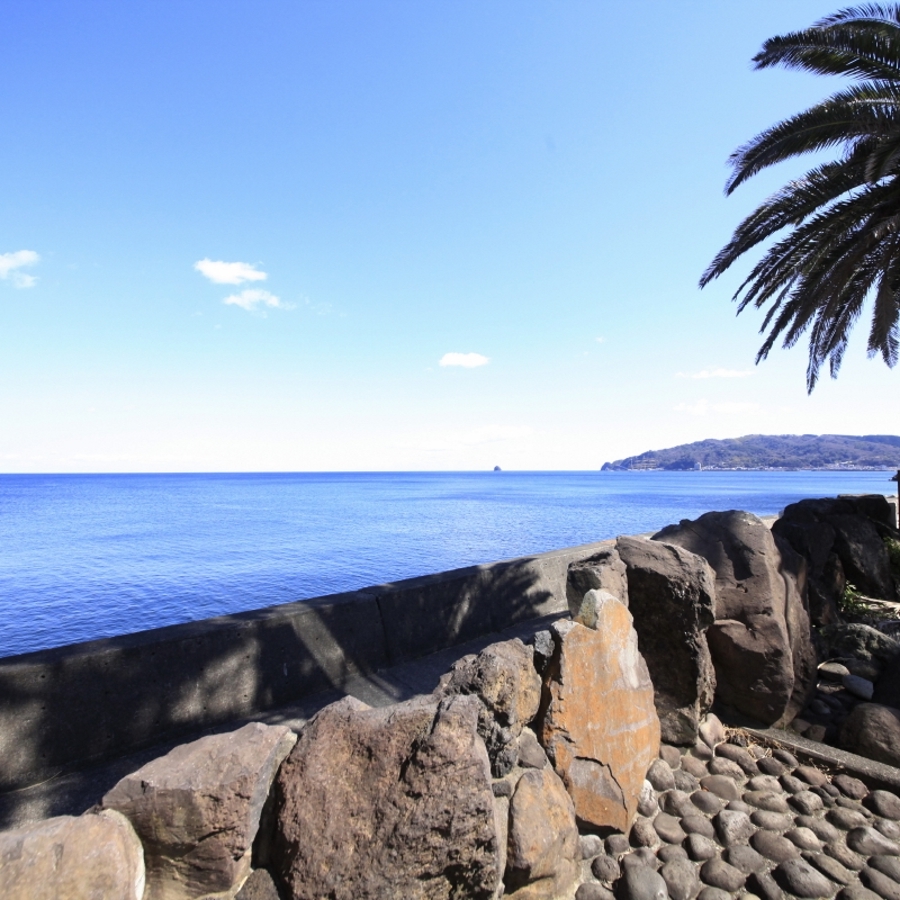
[602, 433, 900, 471]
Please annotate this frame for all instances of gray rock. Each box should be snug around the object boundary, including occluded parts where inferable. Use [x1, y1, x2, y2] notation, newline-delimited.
[658, 845, 689, 863]
[782, 774, 808, 793]
[878, 819, 900, 840]
[674, 770, 700, 794]
[617, 536, 717, 744]
[745, 790, 791, 813]
[839, 888, 884, 900]
[845, 674, 876, 700]
[0, 810, 145, 900]
[698, 715, 727, 749]
[847, 826, 900, 856]
[682, 755, 709, 779]
[646, 759, 676, 793]
[700, 775, 740, 801]
[607, 834, 631, 857]
[568, 548, 630, 611]
[752, 810, 795, 831]
[516, 728, 548, 769]
[829, 807, 871, 830]
[758, 757, 788, 777]
[104, 721, 296, 900]
[797, 815, 841, 843]
[660, 744, 683, 768]
[708, 757, 746, 780]
[824, 840, 868, 871]
[638, 781, 659, 817]
[773, 748, 800, 768]
[581, 835, 606, 861]
[578, 885, 616, 900]
[631, 818, 659, 848]
[714, 809, 755, 846]
[716, 743, 760, 775]
[696, 889, 731, 900]
[790, 791, 825, 815]
[774, 858, 837, 897]
[795, 765, 830, 787]
[819, 623, 900, 665]
[656, 510, 817, 725]
[869, 791, 900, 821]
[870, 855, 900, 883]
[661, 859, 702, 900]
[821, 662, 852, 680]
[690, 791, 723, 814]
[748, 870, 784, 900]
[802, 851, 854, 885]
[618, 864, 669, 900]
[834, 775, 869, 800]
[748, 775, 783, 793]
[661, 789, 694, 818]
[592, 853, 621, 883]
[861, 868, 900, 900]
[681, 815, 716, 839]
[654, 812, 687, 844]
[725, 844, 768, 874]
[686, 833, 719, 862]
[699, 858, 746, 892]
[622, 848, 661, 870]
[235, 868, 282, 900]
[786, 827, 823, 851]
[725, 798, 751, 814]
[751, 830, 801, 863]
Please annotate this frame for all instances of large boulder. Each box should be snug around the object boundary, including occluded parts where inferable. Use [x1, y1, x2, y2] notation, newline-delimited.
[435, 638, 542, 776]
[102, 722, 296, 900]
[272, 693, 501, 900]
[840, 703, 900, 767]
[654, 510, 817, 727]
[537, 592, 660, 833]
[505, 766, 580, 899]
[773, 495, 899, 623]
[567, 545, 630, 609]
[615, 536, 717, 744]
[0, 809, 145, 900]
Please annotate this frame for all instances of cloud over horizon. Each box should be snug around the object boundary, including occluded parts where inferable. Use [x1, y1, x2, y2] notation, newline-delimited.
[194, 258, 268, 285]
[0, 250, 39, 288]
[222, 289, 285, 312]
[439, 352, 489, 368]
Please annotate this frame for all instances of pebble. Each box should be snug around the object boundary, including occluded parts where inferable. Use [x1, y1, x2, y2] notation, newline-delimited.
[751, 830, 801, 863]
[699, 715, 727, 749]
[661, 858, 702, 900]
[654, 812, 687, 844]
[782, 774, 809, 793]
[580, 834, 605, 860]
[829, 807, 871, 830]
[725, 843, 768, 874]
[806, 725, 828, 742]
[691, 741, 714, 762]
[631, 818, 658, 848]
[647, 759, 676, 792]
[820, 661, 851, 680]
[657, 844, 689, 864]
[869, 792, 900, 821]
[714, 809, 755, 846]
[745, 791, 791, 813]
[674, 770, 700, 793]
[844, 674, 875, 700]
[576, 885, 615, 900]
[839, 887, 883, 900]
[803, 850, 855, 885]
[775, 857, 839, 898]
[708, 757, 747, 780]
[661, 790, 695, 818]
[686, 833, 719, 862]
[716, 743, 759, 775]
[696, 889, 730, 900]
[725, 799, 752, 814]
[751, 810, 794, 831]
[758, 757, 788, 777]
[622, 849, 660, 870]
[869, 855, 900, 883]
[773, 748, 799, 768]
[748, 775, 784, 793]
[681, 815, 716, 839]
[691, 791, 724, 815]
[700, 858, 747, 892]
[877, 820, 900, 840]
[681, 755, 709, 779]
[637, 781, 658, 817]
[861, 867, 900, 900]
[836, 796, 872, 815]
[619, 864, 668, 900]
[786, 827, 824, 851]
[824, 840, 868, 871]
[660, 744, 682, 769]
[700, 775, 741, 801]
[790, 791, 825, 815]
[747, 869, 784, 900]
[847, 825, 900, 856]
[607, 834, 630, 857]
[591, 853, 620, 882]
[796, 814, 841, 843]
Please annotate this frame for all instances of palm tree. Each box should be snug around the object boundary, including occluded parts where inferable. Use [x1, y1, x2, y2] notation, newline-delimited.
[700, 4, 900, 390]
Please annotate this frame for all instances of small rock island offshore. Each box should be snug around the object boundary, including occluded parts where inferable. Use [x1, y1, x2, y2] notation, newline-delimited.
[602, 434, 900, 472]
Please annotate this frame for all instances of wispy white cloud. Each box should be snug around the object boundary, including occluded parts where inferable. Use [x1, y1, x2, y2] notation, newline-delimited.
[222, 289, 285, 312]
[439, 352, 489, 368]
[194, 258, 267, 285]
[0, 250, 39, 288]
[676, 367, 754, 380]
[595, 336, 606, 344]
[674, 399, 761, 416]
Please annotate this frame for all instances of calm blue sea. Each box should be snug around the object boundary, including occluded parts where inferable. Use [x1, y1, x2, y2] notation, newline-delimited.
[0, 470, 895, 659]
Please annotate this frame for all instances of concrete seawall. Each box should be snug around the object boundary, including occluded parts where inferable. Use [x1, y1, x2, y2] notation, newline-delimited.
[0, 538, 617, 791]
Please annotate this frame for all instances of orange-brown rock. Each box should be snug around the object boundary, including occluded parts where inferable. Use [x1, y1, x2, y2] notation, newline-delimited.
[538, 592, 660, 832]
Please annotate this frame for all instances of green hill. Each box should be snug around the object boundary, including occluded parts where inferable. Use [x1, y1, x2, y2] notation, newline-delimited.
[601, 434, 900, 471]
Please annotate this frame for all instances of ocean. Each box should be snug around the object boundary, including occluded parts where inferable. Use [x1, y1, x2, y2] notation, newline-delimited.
[0, 470, 895, 659]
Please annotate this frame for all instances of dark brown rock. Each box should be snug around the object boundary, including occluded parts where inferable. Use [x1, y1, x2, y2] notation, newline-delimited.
[567, 547, 629, 609]
[654, 510, 817, 726]
[103, 722, 295, 900]
[841, 704, 900, 767]
[616, 536, 717, 744]
[273, 695, 502, 900]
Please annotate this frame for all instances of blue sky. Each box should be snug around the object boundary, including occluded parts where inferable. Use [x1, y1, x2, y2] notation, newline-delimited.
[1, 0, 896, 472]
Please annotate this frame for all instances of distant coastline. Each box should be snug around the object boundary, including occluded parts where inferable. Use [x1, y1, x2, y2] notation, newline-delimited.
[602, 433, 900, 472]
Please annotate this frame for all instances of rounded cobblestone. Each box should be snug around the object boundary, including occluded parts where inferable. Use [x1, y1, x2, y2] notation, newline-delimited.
[869, 855, 900, 883]
[869, 792, 900, 822]
[700, 775, 741, 801]
[619, 864, 668, 900]
[786, 827, 824, 852]
[860, 867, 900, 900]
[830, 807, 871, 830]
[654, 812, 687, 844]
[591, 854, 620, 883]
[724, 843, 768, 874]
[682, 815, 716, 839]
[700, 858, 747, 892]
[774, 858, 838, 898]
[686, 834, 719, 862]
[796, 815, 841, 843]
[576, 884, 615, 900]
[758, 757, 788, 777]
[661, 858, 702, 900]
[847, 826, 900, 856]
[751, 830, 801, 863]
[662, 790, 696, 818]
[824, 840, 867, 871]
[691, 791, 724, 815]
[748, 775, 784, 793]
[745, 791, 791, 813]
[802, 850, 855, 885]
[657, 844, 689, 864]
[647, 759, 676, 792]
[790, 791, 826, 815]
[751, 810, 794, 832]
